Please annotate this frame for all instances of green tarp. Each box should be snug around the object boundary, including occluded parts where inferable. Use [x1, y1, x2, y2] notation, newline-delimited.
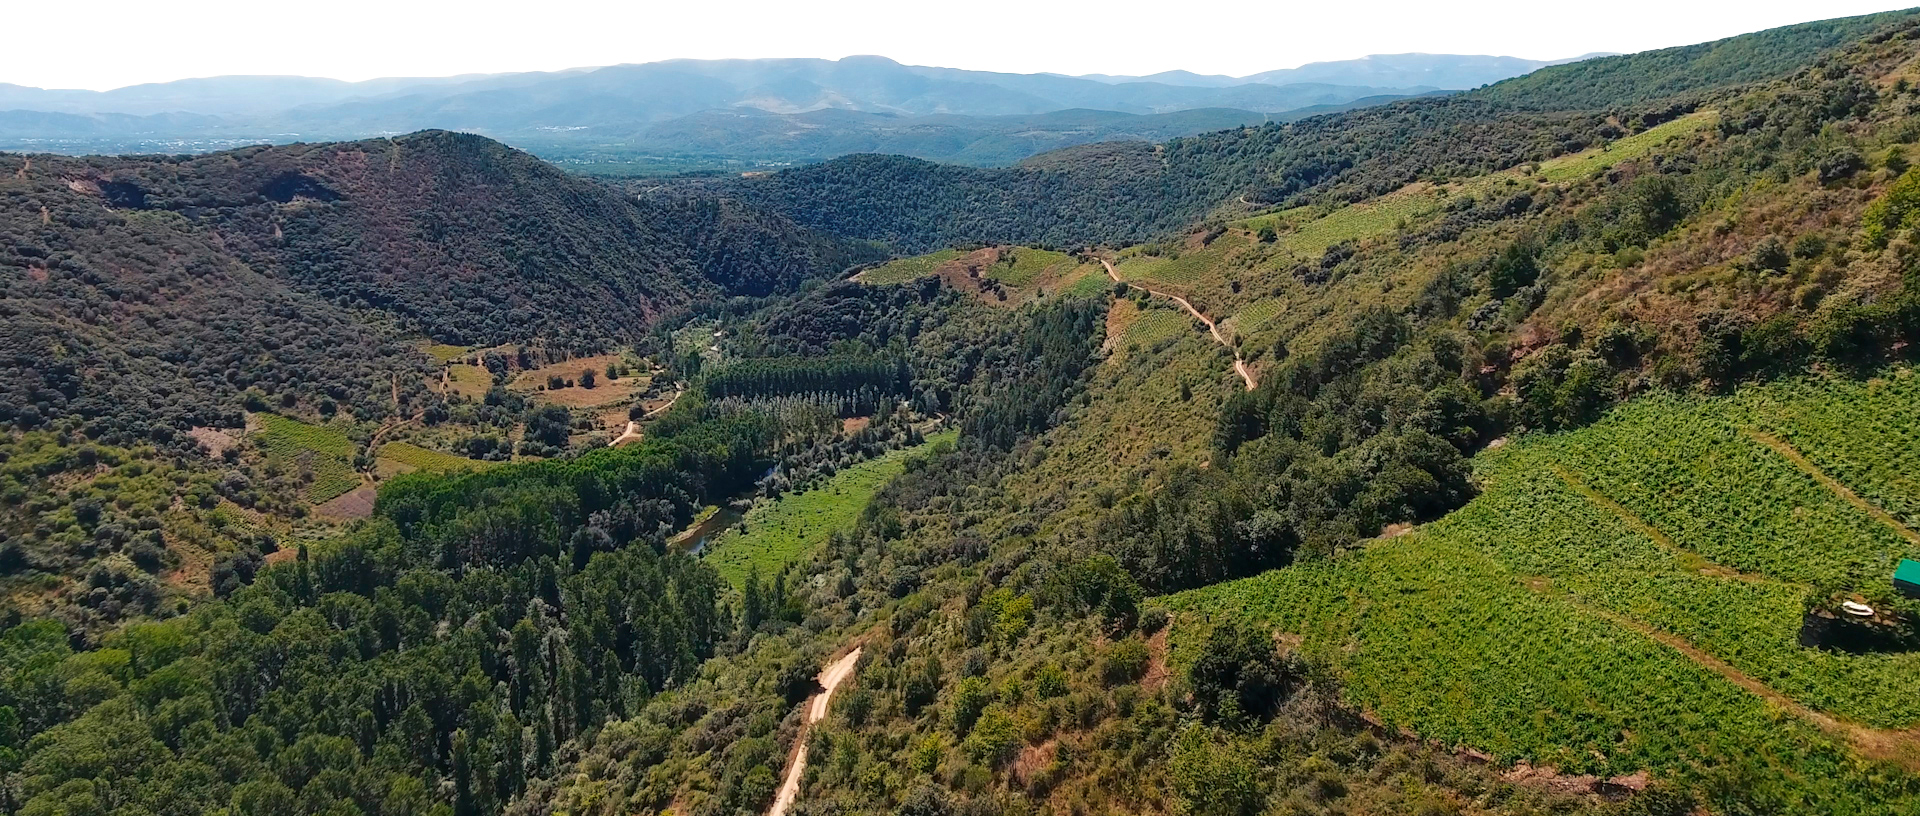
[1896, 559, 1920, 598]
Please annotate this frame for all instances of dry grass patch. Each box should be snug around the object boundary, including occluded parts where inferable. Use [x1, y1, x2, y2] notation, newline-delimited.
[442, 363, 493, 399]
[508, 355, 644, 408]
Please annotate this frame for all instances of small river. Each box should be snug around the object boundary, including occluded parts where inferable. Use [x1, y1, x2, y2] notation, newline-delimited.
[673, 507, 744, 555]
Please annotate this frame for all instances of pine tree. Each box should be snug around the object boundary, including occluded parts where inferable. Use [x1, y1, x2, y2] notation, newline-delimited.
[452, 729, 476, 816]
[742, 564, 766, 631]
[497, 712, 526, 802]
[534, 705, 555, 775]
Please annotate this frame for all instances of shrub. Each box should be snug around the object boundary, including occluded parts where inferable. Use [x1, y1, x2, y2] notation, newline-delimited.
[1034, 664, 1068, 700]
[1101, 637, 1150, 686]
[1818, 147, 1865, 183]
[949, 676, 992, 734]
[960, 705, 1021, 767]
[1188, 619, 1305, 723]
[1168, 728, 1262, 816]
[1863, 166, 1920, 248]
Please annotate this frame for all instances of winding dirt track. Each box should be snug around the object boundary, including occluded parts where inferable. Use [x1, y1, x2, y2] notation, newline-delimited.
[767, 648, 864, 816]
[607, 421, 643, 447]
[606, 389, 683, 448]
[1099, 258, 1255, 390]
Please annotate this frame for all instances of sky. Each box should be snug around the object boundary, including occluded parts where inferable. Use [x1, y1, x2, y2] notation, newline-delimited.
[14, 0, 1915, 91]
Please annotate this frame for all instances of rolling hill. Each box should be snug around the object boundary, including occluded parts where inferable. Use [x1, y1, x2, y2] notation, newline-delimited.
[9, 9, 1920, 816]
[0, 129, 870, 453]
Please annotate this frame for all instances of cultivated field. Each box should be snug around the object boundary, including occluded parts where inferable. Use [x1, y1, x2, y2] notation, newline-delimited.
[253, 413, 361, 504]
[377, 441, 499, 475]
[1162, 370, 1920, 811]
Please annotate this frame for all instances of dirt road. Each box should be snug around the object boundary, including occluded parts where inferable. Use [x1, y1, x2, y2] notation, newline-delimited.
[605, 389, 683, 448]
[1099, 259, 1255, 390]
[608, 421, 644, 447]
[767, 647, 864, 816]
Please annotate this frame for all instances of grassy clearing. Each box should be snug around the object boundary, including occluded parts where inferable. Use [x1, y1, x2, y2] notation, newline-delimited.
[377, 441, 498, 475]
[444, 364, 493, 400]
[703, 430, 958, 587]
[507, 354, 641, 408]
[420, 342, 469, 364]
[253, 413, 361, 504]
[858, 249, 963, 285]
[1162, 372, 1920, 809]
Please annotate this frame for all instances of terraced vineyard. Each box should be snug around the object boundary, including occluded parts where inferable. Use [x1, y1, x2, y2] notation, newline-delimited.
[253, 413, 362, 504]
[1539, 395, 1916, 587]
[1058, 266, 1113, 298]
[1742, 376, 1920, 531]
[378, 441, 498, 475]
[856, 249, 964, 285]
[1123, 237, 1247, 285]
[1231, 111, 1719, 263]
[1538, 111, 1719, 182]
[987, 247, 1075, 287]
[1163, 370, 1920, 810]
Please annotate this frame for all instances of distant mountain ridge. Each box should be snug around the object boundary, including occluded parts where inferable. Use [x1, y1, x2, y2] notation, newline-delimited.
[0, 53, 1589, 170]
[1071, 52, 1619, 89]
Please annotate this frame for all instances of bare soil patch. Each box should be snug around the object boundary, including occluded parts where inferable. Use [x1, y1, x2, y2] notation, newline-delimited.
[188, 427, 240, 459]
[1142, 627, 1172, 691]
[314, 486, 378, 521]
[1101, 298, 1142, 356]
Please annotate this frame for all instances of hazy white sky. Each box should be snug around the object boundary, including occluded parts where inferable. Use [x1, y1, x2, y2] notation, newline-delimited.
[15, 1, 1914, 91]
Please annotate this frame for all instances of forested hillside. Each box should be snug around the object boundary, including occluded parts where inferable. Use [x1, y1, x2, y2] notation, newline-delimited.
[707, 8, 1920, 254]
[0, 128, 883, 641]
[1, 131, 867, 443]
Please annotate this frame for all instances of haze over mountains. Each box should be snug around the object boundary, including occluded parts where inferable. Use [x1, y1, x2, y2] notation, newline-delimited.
[0, 52, 1589, 170]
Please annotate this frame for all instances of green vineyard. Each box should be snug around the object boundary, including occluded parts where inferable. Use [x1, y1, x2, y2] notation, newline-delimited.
[1163, 371, 1920, 813]
[253, 413, 362, 504]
